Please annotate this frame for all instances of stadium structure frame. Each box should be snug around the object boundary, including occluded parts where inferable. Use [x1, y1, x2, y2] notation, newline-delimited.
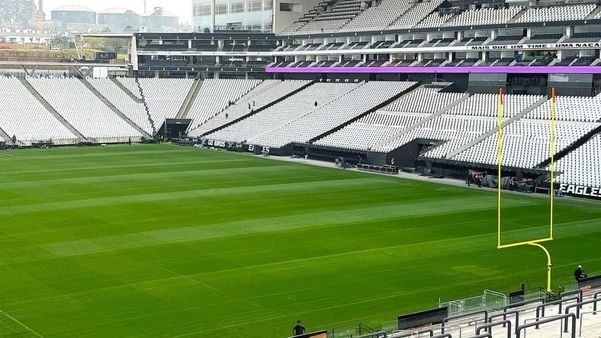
[496, 88, 557, 292]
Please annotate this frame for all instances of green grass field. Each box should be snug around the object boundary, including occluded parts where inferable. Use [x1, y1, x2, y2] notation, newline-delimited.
[0, 144, 599, 337]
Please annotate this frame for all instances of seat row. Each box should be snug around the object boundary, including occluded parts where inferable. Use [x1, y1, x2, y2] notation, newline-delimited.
[285, 1, 598, 35]
[249, 81, 416, 148]
[555, 133, 601, 187]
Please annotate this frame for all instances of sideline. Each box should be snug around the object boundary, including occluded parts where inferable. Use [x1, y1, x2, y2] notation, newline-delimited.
[0, 308, 44, 337]
[254, 153, 601, 205]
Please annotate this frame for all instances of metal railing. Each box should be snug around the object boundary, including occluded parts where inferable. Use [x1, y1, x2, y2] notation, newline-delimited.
[488, 310, 520, 334]
[517, 313, 576, 338]
[441, 311, 488, 334]
[476, 319, 512, 338]
[577, 311, 598, 337]
[464, 334, 492, 338]
[560, 289, 584, 302]
[535, 296, 579, 328]
[394, 328, 434, 337]
[563, 297, 601, 332]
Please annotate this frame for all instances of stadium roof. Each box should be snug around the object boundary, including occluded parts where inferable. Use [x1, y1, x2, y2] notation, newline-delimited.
[100, 7, 139, 15]
[52, 5, 95, 12]
[79, 33, 134, 38]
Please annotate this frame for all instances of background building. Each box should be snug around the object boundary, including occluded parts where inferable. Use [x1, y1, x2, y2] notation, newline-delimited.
[192, 0, 321, 33]
[141, 7, 179, 33]
[50, 5, 95, 27]
[98, 8, 141, 33]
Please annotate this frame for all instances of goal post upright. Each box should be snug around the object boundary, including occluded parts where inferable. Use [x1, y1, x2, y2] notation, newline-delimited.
[497, 87, 504, 249]
[549, 87, 556, 240]
[496, 87, 556, 292]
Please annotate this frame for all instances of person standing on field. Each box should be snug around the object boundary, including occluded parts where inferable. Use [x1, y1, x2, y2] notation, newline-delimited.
[292, 320, 306, 336]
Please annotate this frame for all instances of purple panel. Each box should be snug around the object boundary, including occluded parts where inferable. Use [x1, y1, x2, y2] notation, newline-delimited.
[266, 66, 601, 74]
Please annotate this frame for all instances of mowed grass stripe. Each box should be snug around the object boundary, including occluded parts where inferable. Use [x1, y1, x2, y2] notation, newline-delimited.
[0, 144, 599, 338]
[0, 177, 376, 216]
[42, 195, 530, 257]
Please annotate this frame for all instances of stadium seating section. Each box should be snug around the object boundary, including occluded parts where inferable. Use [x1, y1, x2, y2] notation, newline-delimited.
[28, 78, 143, 143]
[0, 77, 77, 145]
[0, 77, 599, 189]
[269, 0, 601, 69]
[555, 133, 601, 187]
[280, 0, 600, 35]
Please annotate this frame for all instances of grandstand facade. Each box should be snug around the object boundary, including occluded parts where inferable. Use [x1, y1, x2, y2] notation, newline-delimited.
[3, 0, 601, 200]
[1, 75, 599, 199]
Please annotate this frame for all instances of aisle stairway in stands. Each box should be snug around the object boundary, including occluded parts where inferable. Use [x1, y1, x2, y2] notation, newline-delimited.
[88, 79, 153, 135]
[185, 79, 262, 128]
[80, 78, 152, 139]
[132, 78, 193, 135]
[448, 93, 601, 169]
[110, 77, 144, 103]
[554, 131, 601, 186]
[192, 80, 315, 137]
[176, 78, 203, 119]
[0, 77, 78, 145]
[0, 125, 11, 143]
[133, 78, 158, 135]
[370, 88, 470, 151]
[193, 79, 264, 126]
[308, 81, 420, 143]
[537, 123, 601, 168]
[28, 78, 144, 142]
[442, 95, 549, 160]
[313, 84, 469, 152]
[19, 78, 87, 142]
[208, 82, 362, 143]
[188, 81, 279, 135]
[247, 81, 418, 148]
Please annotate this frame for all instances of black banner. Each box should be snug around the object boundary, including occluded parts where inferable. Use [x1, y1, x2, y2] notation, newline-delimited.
[96, 52, 117, 60]
[559, 184, 601, 199]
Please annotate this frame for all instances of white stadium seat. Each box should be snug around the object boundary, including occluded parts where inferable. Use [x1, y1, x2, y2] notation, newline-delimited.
[28, 78, 143, 142]
[0, 77, 77, 145]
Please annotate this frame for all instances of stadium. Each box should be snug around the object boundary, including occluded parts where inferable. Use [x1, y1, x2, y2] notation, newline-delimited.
[1, 0, 601, 337]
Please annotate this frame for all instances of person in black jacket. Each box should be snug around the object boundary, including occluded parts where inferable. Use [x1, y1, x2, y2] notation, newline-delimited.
[574, 265, 587, 281]
[292, 320, 306, 336]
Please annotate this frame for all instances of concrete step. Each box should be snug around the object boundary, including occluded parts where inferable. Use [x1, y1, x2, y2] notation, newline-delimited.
[134, 78, 157, 136]
[176, 78, 203, 119]
[110, 77, 144, 103]
[79, 78, 152, 139]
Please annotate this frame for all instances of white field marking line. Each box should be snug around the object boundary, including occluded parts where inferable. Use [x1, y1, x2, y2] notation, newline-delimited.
[0, 152, 20, 158]
[159, 267, 222, 292]
[0, 308, 43, 337]
[169, 314, 289, 338]
[159, 267, 266, 310]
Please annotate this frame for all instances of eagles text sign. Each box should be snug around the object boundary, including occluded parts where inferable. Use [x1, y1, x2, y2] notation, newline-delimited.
[559, 184, 601, 199]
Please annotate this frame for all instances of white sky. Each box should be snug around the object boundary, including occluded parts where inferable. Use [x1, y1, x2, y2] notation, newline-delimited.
[43, 0, 192, 24]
